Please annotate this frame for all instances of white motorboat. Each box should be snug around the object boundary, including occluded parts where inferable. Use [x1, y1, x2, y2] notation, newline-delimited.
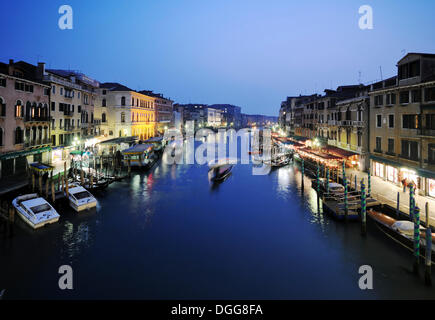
[66, 182, 97, 212]
[12, 194, 60, 229]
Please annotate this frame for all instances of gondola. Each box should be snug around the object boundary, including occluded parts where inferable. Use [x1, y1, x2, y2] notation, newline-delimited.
[368, 209, 435, 262]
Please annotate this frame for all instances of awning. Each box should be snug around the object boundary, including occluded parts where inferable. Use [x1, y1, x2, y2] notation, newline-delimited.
[369, 154, 402, 168]
[70, 150, 84, 156]
[0, 146, 51, 161]
[98, 136, 139, 145]
[370, 154, 435, 180]
[288, 135, 309, 142]
[324, 146, 358, 158]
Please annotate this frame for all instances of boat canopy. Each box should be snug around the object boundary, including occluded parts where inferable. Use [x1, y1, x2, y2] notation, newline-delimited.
[122, 144, 153, 155]
[29, 162, 53, 173]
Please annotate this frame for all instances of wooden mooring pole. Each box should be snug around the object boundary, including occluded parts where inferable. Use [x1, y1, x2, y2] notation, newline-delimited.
[301, 159, 305, 190]
[316, 162, 320, 207]
[367, 171, 371, 197]
[361, 180, 367, 236]
[395, 191, 399, 218]
[38, 175, 42, 195]
[8, 206, 14, 237]
[51, 180, 55, 203]
[411, 184, 419, 274]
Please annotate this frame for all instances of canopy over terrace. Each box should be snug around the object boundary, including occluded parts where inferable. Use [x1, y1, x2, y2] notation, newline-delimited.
[297, 147, 342, 168]
[97, 136, 139, 155]
[323, 145, 359, 168]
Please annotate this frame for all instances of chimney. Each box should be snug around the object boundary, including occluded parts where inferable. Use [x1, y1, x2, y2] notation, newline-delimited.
[8, 59, 14, 76]
[37, 62, 45, 80]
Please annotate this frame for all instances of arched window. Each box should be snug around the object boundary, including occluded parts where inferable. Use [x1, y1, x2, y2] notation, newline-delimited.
[15, 100, 23, 118]
[26, 101, 31, 119]
[37, 103, 42, 118]
[121, 96, 126, 106]
[102, 113, 106, 123]
[15, 127, 23, 144]
[31, 102, 37, 118]
[0, 97, 5, 117]
[102, 98, 106, 107]
[0, 127, 3, 146]
[43, 103, 48, 118]
[121, 112, 125, 123]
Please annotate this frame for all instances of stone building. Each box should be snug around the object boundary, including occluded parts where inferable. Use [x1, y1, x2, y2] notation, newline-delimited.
[99, 83, 156, 140]
[0, 59, 51, 186]
[369, 53, 435, 197]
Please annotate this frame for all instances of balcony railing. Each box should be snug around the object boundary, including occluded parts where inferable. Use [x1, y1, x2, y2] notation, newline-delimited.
[339, 120, 364, 127]
[25, 116, 50, 122]
[419, 128, 435, 137]
[24, 138, 51, 147]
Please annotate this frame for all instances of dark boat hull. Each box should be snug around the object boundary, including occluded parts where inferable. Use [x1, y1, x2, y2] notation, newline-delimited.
[368, 210, 435, 263]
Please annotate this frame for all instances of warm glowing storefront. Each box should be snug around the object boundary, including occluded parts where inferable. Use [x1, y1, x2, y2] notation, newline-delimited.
[386, 165, 398, 184]
[369, 155, 435, 197]
[428, 179, 435, 198]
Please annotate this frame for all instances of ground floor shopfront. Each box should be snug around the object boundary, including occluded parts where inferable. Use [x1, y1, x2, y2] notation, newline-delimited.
[371, 155, 435, 198]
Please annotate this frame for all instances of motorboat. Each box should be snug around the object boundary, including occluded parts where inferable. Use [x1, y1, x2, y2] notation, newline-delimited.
[270, 154, 290, 167]
[12, 194, 60, 229]
[65, 182, 97, 212]
[208, 160, 233, 183]
[122, 143, 159, 170]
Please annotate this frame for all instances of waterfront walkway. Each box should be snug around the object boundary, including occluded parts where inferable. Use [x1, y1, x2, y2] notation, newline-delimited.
[348, 169, 435, 227]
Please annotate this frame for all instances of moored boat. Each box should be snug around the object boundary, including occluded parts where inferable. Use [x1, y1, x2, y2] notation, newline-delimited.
[368, 209, 435, 261]
[122, 143, 160, 170]
[12, 194, 60, 229]
[65, 182, 97, 212]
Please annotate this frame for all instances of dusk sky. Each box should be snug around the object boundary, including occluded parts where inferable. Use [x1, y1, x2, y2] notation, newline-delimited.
[2, 0, 435, 116]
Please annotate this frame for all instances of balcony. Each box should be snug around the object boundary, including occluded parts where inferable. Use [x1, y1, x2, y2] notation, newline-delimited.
[327, 120, 337, 125]
[24, 116, 50, 122]
[64, 109, 73, 116]
[24, 138, 51, 147]
[339, 120, 364, 127]
[419, 128, 435, 137]
[64, 126, 76, 131]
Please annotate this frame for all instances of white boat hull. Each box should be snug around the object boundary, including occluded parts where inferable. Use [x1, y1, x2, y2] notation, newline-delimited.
[12, 198, 60, 230]
[70, 199, 97, 212]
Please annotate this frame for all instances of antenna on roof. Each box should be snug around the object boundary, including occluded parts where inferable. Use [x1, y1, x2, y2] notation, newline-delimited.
[379, 66, 383, 81]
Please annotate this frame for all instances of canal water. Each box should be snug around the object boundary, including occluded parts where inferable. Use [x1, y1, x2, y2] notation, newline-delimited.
[1, 140, 435, 299]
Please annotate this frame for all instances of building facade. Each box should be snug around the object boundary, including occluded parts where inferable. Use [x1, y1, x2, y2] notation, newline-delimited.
[139, 91, 173, 135]
[369, 53, 435, 197]
[99, 83, 156, 140]
[0, 60, 51, 181]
